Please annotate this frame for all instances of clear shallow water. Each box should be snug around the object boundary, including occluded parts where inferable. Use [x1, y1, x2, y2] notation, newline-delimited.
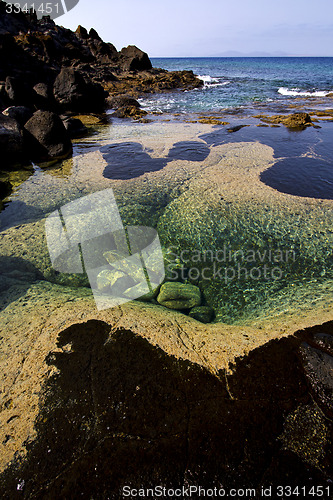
[142, 57, 333, 113]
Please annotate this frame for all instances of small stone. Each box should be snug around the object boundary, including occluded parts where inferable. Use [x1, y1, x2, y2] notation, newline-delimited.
[189, 306, 214, 323]
[123, 282, 160, 301]
[96, 269, 128, 292]
[157, 282, 201, 310]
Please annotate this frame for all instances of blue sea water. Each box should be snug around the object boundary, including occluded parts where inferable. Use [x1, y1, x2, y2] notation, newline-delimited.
[141, 57, 333, 114]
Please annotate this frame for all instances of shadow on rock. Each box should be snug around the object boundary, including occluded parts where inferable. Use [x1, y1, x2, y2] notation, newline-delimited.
[101, 142, 168, 180]
[167, 141, 210, 162]
[0, 256, 44, 310]
[100, 140, 211, 180]
[1, 320, 333, 498]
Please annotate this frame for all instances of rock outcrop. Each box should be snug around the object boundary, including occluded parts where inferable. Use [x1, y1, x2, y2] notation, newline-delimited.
[53, 67, 106, 112]
[24, 110, 72, 161]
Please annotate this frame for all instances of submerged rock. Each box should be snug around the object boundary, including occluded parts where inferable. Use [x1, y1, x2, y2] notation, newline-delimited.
[96, 269, 132, 292]
[189, 305, 214, 323]
[255, 112, 312, 130]
[157, 282, 201, 310]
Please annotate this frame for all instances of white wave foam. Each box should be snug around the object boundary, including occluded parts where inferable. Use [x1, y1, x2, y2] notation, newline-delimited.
[278, 87, 332, 97]
[197, 74, 219, 84]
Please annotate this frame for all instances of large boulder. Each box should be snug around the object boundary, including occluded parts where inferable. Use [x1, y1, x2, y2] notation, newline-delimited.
[157, 282, 201, 310]
[62, 117, 88, 138]
[0, 179, 12, 199]
[53, 68, 106, 112]
[24, 110, 72, 161]
[32, 83, 55, 110]
[120, 45, 152, 71]
[5, 76, 33, 106]
[0, 113, 24, 167]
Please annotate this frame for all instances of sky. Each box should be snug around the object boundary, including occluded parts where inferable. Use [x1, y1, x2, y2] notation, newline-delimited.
[60, 0, 333, 57]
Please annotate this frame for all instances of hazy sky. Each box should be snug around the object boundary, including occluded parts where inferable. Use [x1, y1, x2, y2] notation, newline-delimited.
[60, 0, 333, 57]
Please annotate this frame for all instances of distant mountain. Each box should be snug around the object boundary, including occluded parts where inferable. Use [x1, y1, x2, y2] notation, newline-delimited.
[212, 50, 290, 57]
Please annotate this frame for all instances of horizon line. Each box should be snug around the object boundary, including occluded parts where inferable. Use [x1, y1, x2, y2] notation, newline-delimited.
[149, 55, 333, 58]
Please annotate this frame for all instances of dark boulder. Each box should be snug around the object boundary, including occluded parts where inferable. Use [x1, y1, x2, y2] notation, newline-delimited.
[0, 179, 12, 199]
[189, 306, 214, 323]
[120, 45, 152, 71]
[62, 117, 88, 138]
[0, 113, 24, 166]
[2, 106, 33, 127]
[53, 68, 106, 112]
[33, 82, 55, 110]
[24, 110, 72, 161]
[106, 94, 140, 109]
[5, 76, 33, 106]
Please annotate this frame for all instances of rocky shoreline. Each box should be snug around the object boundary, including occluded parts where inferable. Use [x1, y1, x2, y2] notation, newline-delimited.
[0, 5, 203, 177]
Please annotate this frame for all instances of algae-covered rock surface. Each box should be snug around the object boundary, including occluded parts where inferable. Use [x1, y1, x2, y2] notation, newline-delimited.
[0, 122, 333, 495]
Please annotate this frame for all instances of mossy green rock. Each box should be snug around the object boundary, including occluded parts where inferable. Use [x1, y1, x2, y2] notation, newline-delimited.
[157, 282, 201, 310]
[189, 306, 214, 324]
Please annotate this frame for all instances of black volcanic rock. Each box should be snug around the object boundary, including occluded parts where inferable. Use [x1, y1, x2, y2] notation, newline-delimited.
[24, 110, 72, 160]
[106, 94, 141, 109]
[89, 28, 102, 41]
[0, 113, 25, 166]
[2, 106, 33, 126]
[53, 68, 106, 112]
[120, 45, 153, 71]
[62, 117, 88, 138]
[75, 25, 88, 38]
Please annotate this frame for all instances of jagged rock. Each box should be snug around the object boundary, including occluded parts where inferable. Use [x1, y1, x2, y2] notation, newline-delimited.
[120, 45, 152, 71]
[106, 94, 140, 109]
[24, 110, 72, 161]
[2, 106, 33, 126]
[255, 112, 312, 130]
[0, 113, 24, 166]
[75, 25, 88, 38]
[157, 282, 201, 310]
[283, 112, 312, 129]
[189, 306, 214, 323]
[53, 68, 106, 112]
[62, 117, 88, 138]
[227, 124, 249, 133]
[89, 28, 102, 41]
[111, 105, 147, 120]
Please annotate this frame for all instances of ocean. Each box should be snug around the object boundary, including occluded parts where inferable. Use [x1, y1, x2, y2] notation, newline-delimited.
[139, 57, 333, 113]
